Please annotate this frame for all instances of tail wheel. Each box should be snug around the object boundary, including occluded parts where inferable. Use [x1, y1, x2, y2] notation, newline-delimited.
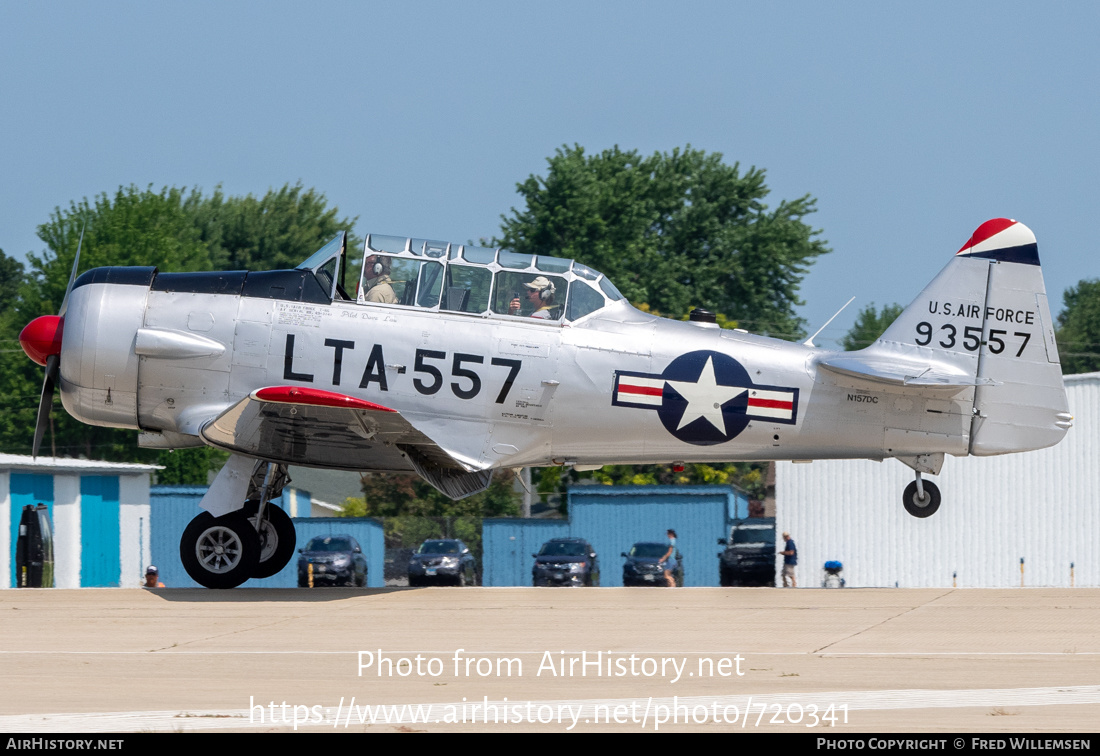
[243, 501, 297, 579]
[180, 511, 261, 589]
[903, 480, 941, 518]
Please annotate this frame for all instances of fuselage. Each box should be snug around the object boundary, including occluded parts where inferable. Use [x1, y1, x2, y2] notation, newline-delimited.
[56, 267, 973, 472]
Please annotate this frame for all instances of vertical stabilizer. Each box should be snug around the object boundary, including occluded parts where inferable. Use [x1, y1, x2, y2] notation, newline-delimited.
[957, 219, 1071, 454]
[873, 219, 1070, 455]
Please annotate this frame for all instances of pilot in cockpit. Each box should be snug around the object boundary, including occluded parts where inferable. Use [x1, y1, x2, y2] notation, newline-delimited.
[363, 255, 398, 304]
[509, 276, 557, 319]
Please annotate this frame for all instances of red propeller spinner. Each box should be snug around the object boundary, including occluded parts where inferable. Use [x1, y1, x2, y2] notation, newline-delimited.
[19, 315, 64, 366]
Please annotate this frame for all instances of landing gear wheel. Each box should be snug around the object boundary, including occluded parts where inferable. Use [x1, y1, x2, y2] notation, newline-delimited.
[903, 480, 941, 518]
[243, 501, 297, 579]
[180, 511, 261, 589]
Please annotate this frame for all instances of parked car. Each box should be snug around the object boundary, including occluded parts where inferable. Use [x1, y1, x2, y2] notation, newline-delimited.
[407, 539, 477, 586]
[622, 541, 682, 586]
[297, 535, 368, 587]
[532, 537, 599, 586]
[718, 518, 776, 586]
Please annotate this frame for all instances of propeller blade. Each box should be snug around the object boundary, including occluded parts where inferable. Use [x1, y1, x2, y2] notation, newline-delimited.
[32, 354, 60, 458]
[58, 223, 85, 318]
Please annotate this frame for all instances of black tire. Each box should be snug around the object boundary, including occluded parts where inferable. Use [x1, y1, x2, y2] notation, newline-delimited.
[180, 511, 261, 589]
[903, 480, 941, 518]
[408, 576, 421, 587]
[243, 501, 297, 579]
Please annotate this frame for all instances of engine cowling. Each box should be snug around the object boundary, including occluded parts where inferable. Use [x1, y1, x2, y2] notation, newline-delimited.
[58, 267, 155, 429]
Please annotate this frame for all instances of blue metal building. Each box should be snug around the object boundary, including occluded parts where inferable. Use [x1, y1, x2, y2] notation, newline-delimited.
[482, 485, 749, 587]
[150, 486, 385, 588]
[2, 454, 160, 588]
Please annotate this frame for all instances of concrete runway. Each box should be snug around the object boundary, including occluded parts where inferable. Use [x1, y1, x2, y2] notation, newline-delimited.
[1, 587, 1099, 733]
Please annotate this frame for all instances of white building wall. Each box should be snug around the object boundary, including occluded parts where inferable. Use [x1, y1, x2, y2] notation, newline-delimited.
[52, 475, 81, 589]
[119, 474, 151, 588]
[777, 373, 1100, 588]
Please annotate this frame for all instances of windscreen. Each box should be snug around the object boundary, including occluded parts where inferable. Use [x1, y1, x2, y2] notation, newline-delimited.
[539, 541, 586, 556]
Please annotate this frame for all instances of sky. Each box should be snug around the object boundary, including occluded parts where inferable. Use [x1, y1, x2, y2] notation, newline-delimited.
[2, 1, 1098, 347]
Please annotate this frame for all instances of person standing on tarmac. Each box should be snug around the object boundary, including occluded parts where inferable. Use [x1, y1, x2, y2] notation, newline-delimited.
[660, 529, 679, 587]
[779, 532, 797, 588]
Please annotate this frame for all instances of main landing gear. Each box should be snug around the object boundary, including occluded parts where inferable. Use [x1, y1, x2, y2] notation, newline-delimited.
[902, 472, 941, 518]
[180, 462, 297, 588]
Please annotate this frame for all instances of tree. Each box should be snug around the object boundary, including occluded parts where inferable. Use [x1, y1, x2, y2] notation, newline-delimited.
[1056, 279, 1100, 375]
[188, 182, 360, 274]
[0, 248, 25, 312]
[497, 144, 829, 339]
[339, 473, 521, 557]
[4, 186, 214, 461]
[841, 302, 904, 351]
[0, 184, 358, 469]
[498, 144, 829, 497]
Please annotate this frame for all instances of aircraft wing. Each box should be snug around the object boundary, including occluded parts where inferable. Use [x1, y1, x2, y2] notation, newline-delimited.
[817, 356, 997, 390]
[199, 386, 493, 498]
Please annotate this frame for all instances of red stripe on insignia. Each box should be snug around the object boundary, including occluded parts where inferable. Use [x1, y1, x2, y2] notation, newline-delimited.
[748, 398, 792, 410]
[957, 218, 1016, 254]
[253, 386, 397, 412]
[619, 384, 664, 397]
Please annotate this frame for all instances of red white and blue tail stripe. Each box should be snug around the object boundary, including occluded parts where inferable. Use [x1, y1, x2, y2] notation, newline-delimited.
[956, 218, 1039, 266]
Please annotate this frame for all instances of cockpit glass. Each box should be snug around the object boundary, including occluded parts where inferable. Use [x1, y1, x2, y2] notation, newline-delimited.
[296, 233, 344, 272]
[566, 279, 605, 321]
[315, 257, 338, 294]
[357, 232, 620, 322]
[493, 271, 564, 320]
[366, 234, 407, 255]
[498, 250, 533, 270]
[598, 276, 624, 301]
[443, 264, 492, 314]
[410, 239, 448, 259]
[572, 262, 600, 281]
[363, 257, 444, 308]
[536, 255, 572, 274]
[416, 261, 444, 307]
[459, 245, 497, 265]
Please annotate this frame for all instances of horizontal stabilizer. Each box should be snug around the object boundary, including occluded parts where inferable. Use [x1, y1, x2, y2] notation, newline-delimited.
[818, 356, 997, 390]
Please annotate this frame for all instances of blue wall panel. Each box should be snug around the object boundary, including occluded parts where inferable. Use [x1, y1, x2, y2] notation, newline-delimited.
[268, 518, 385, 588]
[481, 486, 746, 587]
[149, 486, 383, 588]
[79, 476, 121, 587]
[569, 487, 734, 587]
[482, 519, 570, 586]
[9, 473, 53, 588]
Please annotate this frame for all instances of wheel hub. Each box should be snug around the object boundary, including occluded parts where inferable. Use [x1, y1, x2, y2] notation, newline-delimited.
[196, 526, 244, 573]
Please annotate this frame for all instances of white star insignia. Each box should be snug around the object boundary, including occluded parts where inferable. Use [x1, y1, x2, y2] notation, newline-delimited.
[664, 356, 746, 432]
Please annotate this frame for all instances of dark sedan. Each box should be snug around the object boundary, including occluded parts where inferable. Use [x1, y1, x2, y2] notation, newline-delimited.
[532, 537, 599, 587]
[297, 535, 367, 587]
[622, 542, 683, 587]
[407, 539, 477, 586]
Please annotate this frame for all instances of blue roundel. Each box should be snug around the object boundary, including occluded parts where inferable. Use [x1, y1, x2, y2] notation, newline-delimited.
[656, 350, 752, 445]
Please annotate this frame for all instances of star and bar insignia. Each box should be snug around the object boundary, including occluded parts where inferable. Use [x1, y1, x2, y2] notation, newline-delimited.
[612, 350, 799, 446]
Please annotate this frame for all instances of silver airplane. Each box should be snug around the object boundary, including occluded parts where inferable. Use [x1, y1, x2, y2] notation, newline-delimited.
[18, 218, 1071, 588]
